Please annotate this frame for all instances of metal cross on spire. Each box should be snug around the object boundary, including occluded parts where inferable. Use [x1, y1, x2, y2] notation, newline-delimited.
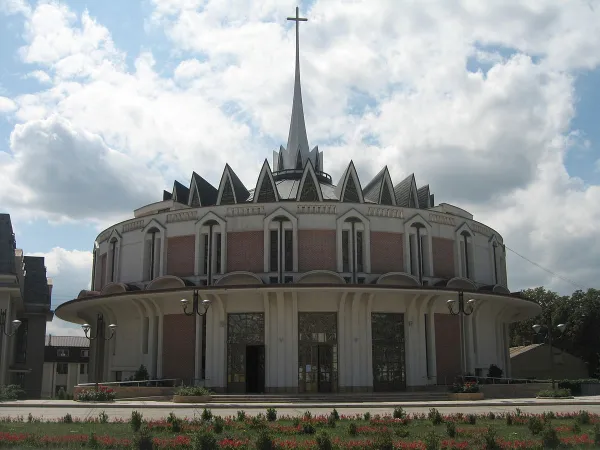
[285, 6, 310, 170]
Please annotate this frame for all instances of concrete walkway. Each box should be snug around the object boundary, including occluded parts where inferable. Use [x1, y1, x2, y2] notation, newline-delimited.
[2, 396, 600, 409]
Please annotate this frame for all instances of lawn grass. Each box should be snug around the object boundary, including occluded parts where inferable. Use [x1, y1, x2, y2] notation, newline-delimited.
[0, 408, 598, 448]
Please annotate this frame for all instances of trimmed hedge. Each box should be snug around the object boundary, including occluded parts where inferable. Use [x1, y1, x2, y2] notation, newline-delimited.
[557, 379, 600, 396]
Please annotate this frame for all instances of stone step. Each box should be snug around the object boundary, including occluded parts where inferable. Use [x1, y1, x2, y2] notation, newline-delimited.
[207, 393, 449, 403]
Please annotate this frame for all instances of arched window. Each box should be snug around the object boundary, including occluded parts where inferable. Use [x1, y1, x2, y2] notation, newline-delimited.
[91, 244, 98, 290]
[144, 227, 161, 281]
[336, 212, 370, 283]
[197, 218, 226, 285]
[108, 237, 119, 283]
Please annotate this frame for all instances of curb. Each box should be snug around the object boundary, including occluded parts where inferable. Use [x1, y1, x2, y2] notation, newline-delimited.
[1, 400, 600, 409]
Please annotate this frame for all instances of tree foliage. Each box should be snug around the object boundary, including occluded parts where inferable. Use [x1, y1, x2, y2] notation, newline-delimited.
[510, 287, 600, 377]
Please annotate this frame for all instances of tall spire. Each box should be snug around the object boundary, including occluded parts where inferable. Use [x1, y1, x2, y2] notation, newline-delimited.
[286, 6, 310, 168]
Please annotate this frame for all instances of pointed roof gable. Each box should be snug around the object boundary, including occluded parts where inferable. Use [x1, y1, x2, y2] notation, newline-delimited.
[216, 165, 250, 205]
[334, 161, 364, 203]
[254, 160, 279, 203]
[394, 174, 419, 208]
[172, 181, 189, 205]
[296, 160, 323, 201]
[363, 166, 396, 206]
[417, 185, 431, 209]
[163, 190, 172, 201]
[189, 172, 218, 207]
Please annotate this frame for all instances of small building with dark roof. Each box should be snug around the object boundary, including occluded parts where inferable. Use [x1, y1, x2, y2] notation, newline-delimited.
[42, 335, 89, 398]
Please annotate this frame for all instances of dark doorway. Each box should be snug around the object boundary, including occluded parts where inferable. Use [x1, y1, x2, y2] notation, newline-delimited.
[317, 345, 333, 393]
[371, 313, 406, 392]
[245, 345, 265, 394]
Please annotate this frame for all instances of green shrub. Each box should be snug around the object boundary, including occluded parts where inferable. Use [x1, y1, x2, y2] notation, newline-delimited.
[98, 411, 108, 424]
[250, 414, 267, 430]
[192, 430, 217, 450]
[62, 413, 73, 424]
[557, 378, 600, 396]
[316, 430, 333, 450]
[327, 413, 336, 428]
[541, 423, 560, 449]
[237, 410, 246, 422]
[572, 421, 581, 434]
[428, 408, 443, 425]
[167, 413, 182, 433]
[213, 416, 224, 434]
[131, 410, 143, 432]
[87, 432, 99, 449]
[506, 414, 513, 426]
[424, 431, 440, 450]
[576, 410, 591, 425]
[331, 408, 339, 421]
[133, 364, 149, 381]
[395, 426, 409, 438]
[466, 413, 476, 425]
[487, 364, 503, 379]
[57, 387, 67, 400]
[254, 430, 275, 450]
[527, 416, 543, 435]
[536, 388, 571, 398]
[363, 411, 371, 421]
[201, 408, 213, 422]
[483, 427, 500, 450]
[266, 408, 277, 422]
[176, 386, 212, 397]
[374, 431, 394, 450]
[594, 423, 600, 445]
[301, 422, 316, 435]
[393, 406, 406, 419]
[292, 417, 300, 427]
[445, 421, 456, 438]
[133, 426, 153, 450]
[487, 412, 495, 420]
[348, 422, 357, 436]
[0, 384, 26, 401]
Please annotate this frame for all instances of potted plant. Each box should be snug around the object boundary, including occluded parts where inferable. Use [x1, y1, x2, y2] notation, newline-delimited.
[172, 385, 212, 403]
[448, 381, 484, 400]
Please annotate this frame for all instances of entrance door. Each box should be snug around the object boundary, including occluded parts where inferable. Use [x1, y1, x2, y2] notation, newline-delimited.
[245, 345, 265, 394]
[317, 345, 333, 393]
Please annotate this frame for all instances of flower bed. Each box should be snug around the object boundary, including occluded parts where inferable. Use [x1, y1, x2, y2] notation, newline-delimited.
[74, 386, 116, 402]
[172, 385, 212, 403]
[0, 409, 597, 448]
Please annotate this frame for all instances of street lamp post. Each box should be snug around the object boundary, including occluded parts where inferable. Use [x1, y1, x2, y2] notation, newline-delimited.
[447, 291, 476, 378]
[532, 318, 566, 390]
[180, 290, 212, 317]
[181, 290, 211, 386]
[82, 314, 117, 391]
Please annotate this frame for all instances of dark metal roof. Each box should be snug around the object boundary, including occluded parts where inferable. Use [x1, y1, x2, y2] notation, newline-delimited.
[225, 165, 250, 203]
[162, 190, 172, 201]
[191, 172, 218, 206]
[173, 181, 189, 205]
[363, 167, 386, 203]
[23, 256, 51, 306]
[417, 185, 430, 209]
[394, 174, 413, 207]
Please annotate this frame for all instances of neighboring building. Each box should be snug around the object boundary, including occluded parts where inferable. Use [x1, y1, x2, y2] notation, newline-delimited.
[0, 213, 53, 398]
[55, 9, 541, 393]
[510, 344, 589, 381]
[42, 335, 89, 398]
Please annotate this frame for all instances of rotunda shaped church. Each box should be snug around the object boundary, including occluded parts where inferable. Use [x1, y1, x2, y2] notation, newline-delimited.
[56, 8, 540, 394]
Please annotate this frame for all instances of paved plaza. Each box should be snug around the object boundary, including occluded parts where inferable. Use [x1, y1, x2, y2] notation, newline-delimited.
[1, 397, 599, 421]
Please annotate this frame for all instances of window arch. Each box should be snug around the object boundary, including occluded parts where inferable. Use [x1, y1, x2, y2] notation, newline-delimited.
[141, 220, 165, 282]
[106, 230, 122, 284]
[403, 215, 432, 283]
[336, 210, 370, 283]
[264, 209, 298, 283]
[195, 212, 227, 285]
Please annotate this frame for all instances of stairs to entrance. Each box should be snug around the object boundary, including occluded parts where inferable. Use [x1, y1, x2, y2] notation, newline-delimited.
[207, 391, 449, 403]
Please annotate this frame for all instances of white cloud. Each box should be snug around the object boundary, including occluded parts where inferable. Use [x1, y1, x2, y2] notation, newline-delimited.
[0, 0, 30, 17]
[25, 70, 52, 84]
[0, 96, 16, 113]
[0, 0, 599, 295]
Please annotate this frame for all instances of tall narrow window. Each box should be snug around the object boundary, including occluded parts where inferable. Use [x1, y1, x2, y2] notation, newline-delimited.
[110, 238, 117, 283]
[296, 150, 303, 169]
[342, 218, 365, 283]
[269, 230, 278, 272]
[91, 247, 97, 290]
[215, 233, 222, 274]
[492, 241, 499, 284]
[342, 231, 350, 272]
[409, 223, 426, 283]
[202, 235, 209, 275]
[461, 231, 472, 279]
[142, 317, 149, 355]
[268, 216, 294, 283]
[146, 228, 160, 281]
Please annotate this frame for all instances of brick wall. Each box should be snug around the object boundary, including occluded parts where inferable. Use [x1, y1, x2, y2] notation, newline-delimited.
[434, 313, 461, 384]
[227, 231, 264, 272]
[432, 237, 455, 278]
[99, 253, 107, 290]
[166, 235, 195, 277]
[298, 230, 336, 271]
[370, 231, 404, 273]
[162, 314, 195, 382]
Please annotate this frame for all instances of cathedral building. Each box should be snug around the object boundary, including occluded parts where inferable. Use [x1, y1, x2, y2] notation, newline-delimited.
[56, 8, 540, 394]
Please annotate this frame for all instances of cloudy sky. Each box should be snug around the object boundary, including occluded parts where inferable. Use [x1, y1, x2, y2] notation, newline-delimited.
[1, 0, 599, 336]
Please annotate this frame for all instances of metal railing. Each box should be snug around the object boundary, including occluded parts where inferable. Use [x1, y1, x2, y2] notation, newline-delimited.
[77, 378, 180, 388]
[453, 375, 551, 385]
